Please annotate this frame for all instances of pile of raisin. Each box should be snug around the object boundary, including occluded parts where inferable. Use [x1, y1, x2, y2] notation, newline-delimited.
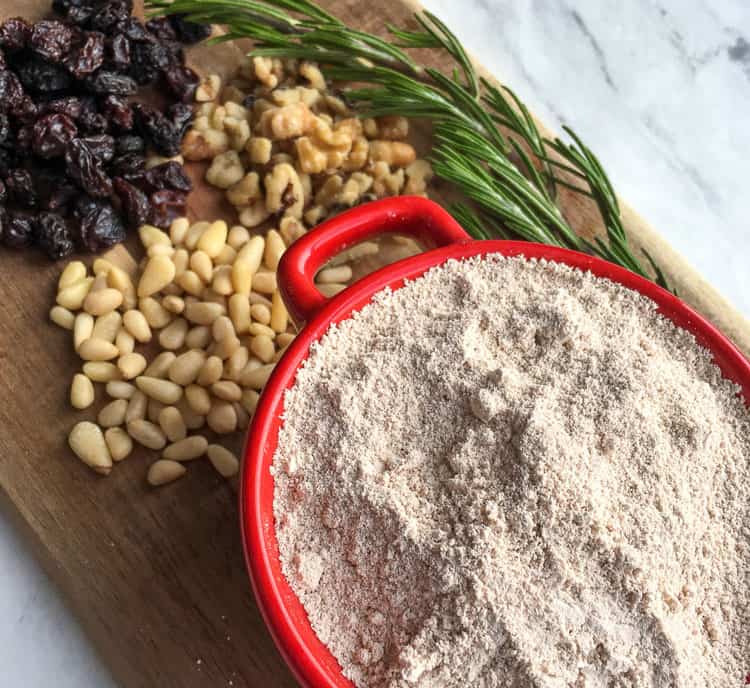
[0, 3, 209, 260]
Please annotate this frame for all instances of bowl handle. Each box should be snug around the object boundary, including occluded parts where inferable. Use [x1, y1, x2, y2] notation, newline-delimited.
[277, 196, 470, 325]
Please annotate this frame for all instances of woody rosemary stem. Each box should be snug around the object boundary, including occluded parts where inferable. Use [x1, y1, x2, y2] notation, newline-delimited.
[147, 0, 671, 290]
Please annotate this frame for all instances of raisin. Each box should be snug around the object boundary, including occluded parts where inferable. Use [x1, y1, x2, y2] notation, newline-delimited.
[113, 176, 149, 228]
[90, 0, 133, 34]
[29, 20, 74, 63]
[75, 195, 126, 252]
[146, 161, 192, 192]
[0, 178, 5, 204]
[162, 63, 199, 103]
[133, 103, 180, 156]
[16, 56, 72, 93]
[83, 70, 136, 95]
[0, 113, 10, 145]
[0, 18, 32, 52]
[12, 95, 39, 122]
[65, 31, 105, 78]
[0, 149, 14, 177]
[0, 48, 6, 70]
[114, 134, 144, 155]
[0, 69, 25, 111]
[130, 41, 172, 86]
[65, 138, 113, 197]
[81, 133, 115, 162]
[145, 17, 177, 42]
[15, 124, 34, 152]
[41, 96, 83, 120]
[115, 18, 149, 43]
[43, 180, 78, 210]
[6, 168, 38, 208]
[106, 34, 130, 70]
[100, 94, 132, 132]
[34, 211, 74, 259]
[169, 15, 211, 44]
[52, 0, 96, 26]
[78, 97, 108, 133]
[2, 211, 34, 248]
[110, 152, 143, 177]
[168, 102, 193, 139]
[242, 94, 256, 110]
[149, 189, 187, 229]
[33, 113, 78, 158]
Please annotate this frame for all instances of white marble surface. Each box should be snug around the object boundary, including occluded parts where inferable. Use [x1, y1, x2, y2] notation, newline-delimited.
[1, 1, 748, 686]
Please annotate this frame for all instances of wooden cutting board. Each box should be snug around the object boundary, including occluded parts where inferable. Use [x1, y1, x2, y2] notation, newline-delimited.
[1, 2, 748, 688]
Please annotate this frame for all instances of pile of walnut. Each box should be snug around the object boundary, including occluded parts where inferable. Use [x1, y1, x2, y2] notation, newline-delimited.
[183, 56, 434, 229]
[52, 218, 298, 486]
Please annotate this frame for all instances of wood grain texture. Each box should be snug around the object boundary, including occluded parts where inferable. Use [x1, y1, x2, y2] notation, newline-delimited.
[0, 1, 748, 687]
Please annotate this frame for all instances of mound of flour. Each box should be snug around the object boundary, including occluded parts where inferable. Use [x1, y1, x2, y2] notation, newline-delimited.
[272, 255, 750, 687]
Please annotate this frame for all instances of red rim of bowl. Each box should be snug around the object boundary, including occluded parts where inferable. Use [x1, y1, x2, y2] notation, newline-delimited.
[240, 238, 750, 688]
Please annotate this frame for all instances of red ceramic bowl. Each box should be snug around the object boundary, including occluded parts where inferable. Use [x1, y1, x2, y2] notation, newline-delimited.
[240, 196, 750, 688]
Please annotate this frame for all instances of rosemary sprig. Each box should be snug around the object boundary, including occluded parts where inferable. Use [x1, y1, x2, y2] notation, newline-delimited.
[148, 0, 670, 290]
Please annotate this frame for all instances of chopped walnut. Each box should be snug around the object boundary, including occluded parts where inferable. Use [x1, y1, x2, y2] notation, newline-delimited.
[247, 137, 272, 165]
[376, 115, 409, 140]
[239, 200, 271, 228]
[369, 140, 417, 167]
[265, 163, 305, 219]
[299, 61, 326, 90]
[253, 56, 279, 88]
[258, 102, 316, 140]
[196, 74, 222, 102]
[226, 172, 261, 207]
[182, 128, 229, 161]
[404, 160, 434, 195]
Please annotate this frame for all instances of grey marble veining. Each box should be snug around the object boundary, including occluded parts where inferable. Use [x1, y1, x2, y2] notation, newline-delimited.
[0, 2, 748, 686]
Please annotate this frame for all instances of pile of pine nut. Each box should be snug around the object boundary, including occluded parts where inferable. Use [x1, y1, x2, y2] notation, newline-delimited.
[51, 216, 311, 486]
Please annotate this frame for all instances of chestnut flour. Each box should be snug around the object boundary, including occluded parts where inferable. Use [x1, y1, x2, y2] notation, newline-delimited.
[272, 254, 750, 687]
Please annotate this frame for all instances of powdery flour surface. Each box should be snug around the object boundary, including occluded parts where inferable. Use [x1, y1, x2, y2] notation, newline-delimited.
[272, 255, 750, 688]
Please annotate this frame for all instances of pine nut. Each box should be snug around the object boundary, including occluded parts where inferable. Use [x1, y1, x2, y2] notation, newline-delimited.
[106, 380, 135, 400]
[115, 328, 135, 355]
[127, 419, 167, 450]
[139, 297, 172, 329]
[69, 421, 112, 475]
[125, 390, 148, 422]
[316, 265, 353, 284]
[135, 376, 183, 405]
[50, 305, 75, 329]
[185, 384, 211, 415]
[277, 332, 295, 348]
[185, 221, 210, 250]
[207, 400, 237, 434]
[248, 322, 276, 338]
[190, 250, 213, 283]
[177, 269, 205, 297]
[118, 352, 147, 380]
[107, 266, 137, 310]
[212, 315, 235, 342]
[329, 241, 379, 265]
[159, 406, 187, 443]
[98, 399, 128, 428]
[148, 398, 165, 424]
[211, 380, 242, 402]
[90, 273, 108, 292]
[240, 363, 275, 390]
[71, 373, 95, 410]
[122, 310, 152, 343]
[177, 398, 205, 430]
[227, 225, 250, 250]
[104, 427, 133, 462]
[83, 361, 121, 382]
[241, 388, 260, 415]
[162, 294, 185, 314]
[163, 435, 208, 462]
[143, 351, 177, 378]
[148, 243, 174, 258]
[318, 283, 347, 298]
[234, 402, 250, 430]
[228, 293, 251, 334]
[138, 255, 176, 298]
[270, 290, 288, 333]
[169, 349, 206, 386]
[197, 356, 223, 386]
[214, 244, 237, 266]
[248, 292, 272, 308]
[224, 346, 249, 382]
[92, 311, 122, 343]
[272, 347, 287, 363]
[59, 261, 87, 290]
[139, 224, 171, 248]
[250, 303, 271, 325]
[211, 265, 233, 295]
[252, 270, 277, 294]
[201, 287, 227, 310]
[185, 325, 211, 349]
[196, 219, 228, 258]
[78, 338, 119, 361]
[161, 282, 183, 297]
[83, 288, 123, 316]
[172, 248, 189, 278]
[185, 301, 224, 325]
[207, 444, 240, 478]
[170, 217, 190, 245]
[233, 236, 264, 295]
[92, 258, 113, 276]
[264, 229, 285, 270]
[57, 277, 94, 310]
[159, 317, 188, 350]
[250, 334, 275, 363]
[214, 334, 240, 360]
[147, 459, 186, 486]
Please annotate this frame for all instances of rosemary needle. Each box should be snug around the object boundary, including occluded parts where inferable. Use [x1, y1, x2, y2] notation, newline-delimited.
[148, 0, 670, 290]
